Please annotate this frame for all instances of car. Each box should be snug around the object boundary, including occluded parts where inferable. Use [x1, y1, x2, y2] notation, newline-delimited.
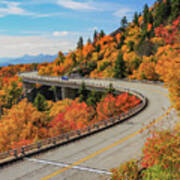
[61, 76, 69, 80]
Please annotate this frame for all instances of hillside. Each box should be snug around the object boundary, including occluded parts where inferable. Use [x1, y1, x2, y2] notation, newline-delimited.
[38, 0, 179, 79]
[38, 0, 180, 111]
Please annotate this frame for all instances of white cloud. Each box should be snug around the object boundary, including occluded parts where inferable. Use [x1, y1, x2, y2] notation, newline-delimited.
[0, 1, 31, 17]
[0, 35, 76, 58]
[53, 31, 69, 37]
[57, 0, 97, 11]
[113, 8, 133, 18]
[0, 1, 62, 18]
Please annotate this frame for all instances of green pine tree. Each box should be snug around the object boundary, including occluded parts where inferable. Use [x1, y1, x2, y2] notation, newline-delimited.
[120, 16, 128, 30]
[113, 53, 126, 78]
[87, 91, 100, 108]
[33, 93, 48, 111]
[106, 83, 116, 95]
[99, 30, 105, 39]
[78, 82, 88, 103]
[77, 36, 84, 49]
[170, 0, 180, 21]
[133, 12, 139, 26]
[93, 30, 98, 43]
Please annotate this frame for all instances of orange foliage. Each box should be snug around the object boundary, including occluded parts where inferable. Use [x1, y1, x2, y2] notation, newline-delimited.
[0, 99, 48, 152]
[49, 100, 95, 136]
[156, 43, 180, 111]
[131, 61, 159, 80]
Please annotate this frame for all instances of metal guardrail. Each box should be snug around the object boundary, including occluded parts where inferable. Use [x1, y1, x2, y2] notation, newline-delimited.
[0, 72, 148, 166]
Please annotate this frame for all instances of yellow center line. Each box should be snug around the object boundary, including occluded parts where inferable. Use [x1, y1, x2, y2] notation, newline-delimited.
[42, 105, 173, 180]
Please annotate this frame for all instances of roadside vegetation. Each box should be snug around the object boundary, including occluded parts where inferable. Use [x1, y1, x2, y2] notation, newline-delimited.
[0, 78, 140, 152]
[0, 0, 179, 177]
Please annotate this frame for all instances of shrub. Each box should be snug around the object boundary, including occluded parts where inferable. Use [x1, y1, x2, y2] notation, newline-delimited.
[111, 160, 140, 180]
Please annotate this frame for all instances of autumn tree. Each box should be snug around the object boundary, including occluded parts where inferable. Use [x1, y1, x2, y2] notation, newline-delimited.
[48, 98, 73, 119]
[0, 99, 48, 152]
[0, 80, 22, 112]
[49, 100, 95, 136]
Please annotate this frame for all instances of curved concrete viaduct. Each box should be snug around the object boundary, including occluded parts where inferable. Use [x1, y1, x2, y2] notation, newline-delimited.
[0, 72, 178, 180]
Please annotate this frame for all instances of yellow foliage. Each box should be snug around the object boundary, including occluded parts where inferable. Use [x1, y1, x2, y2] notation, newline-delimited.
[0, 99, 48, 152]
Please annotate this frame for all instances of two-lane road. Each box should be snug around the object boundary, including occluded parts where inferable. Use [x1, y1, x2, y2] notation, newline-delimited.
[0, 79, 178, 180]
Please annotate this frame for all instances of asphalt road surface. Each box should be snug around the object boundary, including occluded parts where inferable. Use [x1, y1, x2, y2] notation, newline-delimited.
[0, 79, 178, 180]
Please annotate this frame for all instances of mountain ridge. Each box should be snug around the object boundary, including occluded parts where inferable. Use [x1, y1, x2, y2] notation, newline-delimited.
[0, 54, 58, 67]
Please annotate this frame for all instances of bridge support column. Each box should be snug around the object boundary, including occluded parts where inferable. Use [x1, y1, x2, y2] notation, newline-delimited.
[61, 87, 77, 100]
[61, 87, 67, 100]
[22, 82, 35, 97]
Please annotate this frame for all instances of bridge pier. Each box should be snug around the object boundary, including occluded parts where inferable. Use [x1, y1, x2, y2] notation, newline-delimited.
[22, 81, 35, 97]
[61, 87, 78, 100]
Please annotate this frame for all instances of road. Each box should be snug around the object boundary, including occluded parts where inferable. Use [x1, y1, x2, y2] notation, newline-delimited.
[0, 79, 178, 180]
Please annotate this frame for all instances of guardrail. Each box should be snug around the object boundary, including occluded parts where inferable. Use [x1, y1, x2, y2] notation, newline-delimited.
[0, 73, 148, 166]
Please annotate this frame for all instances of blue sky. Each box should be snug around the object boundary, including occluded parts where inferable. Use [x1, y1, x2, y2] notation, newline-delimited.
[0, 0, 156, 58]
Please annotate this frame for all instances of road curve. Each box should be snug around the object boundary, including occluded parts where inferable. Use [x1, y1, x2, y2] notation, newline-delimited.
[0, 79, 178, 180]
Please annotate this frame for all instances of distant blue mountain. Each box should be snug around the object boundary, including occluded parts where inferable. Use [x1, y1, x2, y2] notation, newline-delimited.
[0, 54, 58, 67]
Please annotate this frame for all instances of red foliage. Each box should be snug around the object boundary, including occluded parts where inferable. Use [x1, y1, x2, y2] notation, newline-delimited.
[155, 16, 180, 44]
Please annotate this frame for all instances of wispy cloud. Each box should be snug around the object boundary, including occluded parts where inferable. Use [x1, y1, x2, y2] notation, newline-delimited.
[56, 0, 98, 11]
[113, 8, 133, 19]
[0, 1, 30, 17]
[0, 1, 62, 18]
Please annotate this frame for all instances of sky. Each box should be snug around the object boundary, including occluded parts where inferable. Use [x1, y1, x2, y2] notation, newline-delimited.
[0, 0, 157, 58]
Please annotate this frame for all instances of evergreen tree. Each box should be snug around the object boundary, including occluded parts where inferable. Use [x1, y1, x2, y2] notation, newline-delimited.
[165, 0, 171, 19]
[87, 38, 92, 44]
[106, 83, 116, 95]
[77, 36, 84, 49]
[58, 51, 65, 64]
[154, 0, 171, 27]
[71, 52, 77, 65]
[127, 41, 135, 52]
[87, 91, 100, 108]
[143, 4, 149, 25]
[148, 11, 154, 24]
[93, 30, 98, 42]
[33, 93, 48, 111]
[95, 44, 101, 52]
[133, 12, 139, 26]
[121, 16, 128, 29]
[99, 30, 105, 39]
[170, 0, 180, 21]
[113, 53, 126, 78]
[78, 82, 88, 103]
[117, 35, 125, 49]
